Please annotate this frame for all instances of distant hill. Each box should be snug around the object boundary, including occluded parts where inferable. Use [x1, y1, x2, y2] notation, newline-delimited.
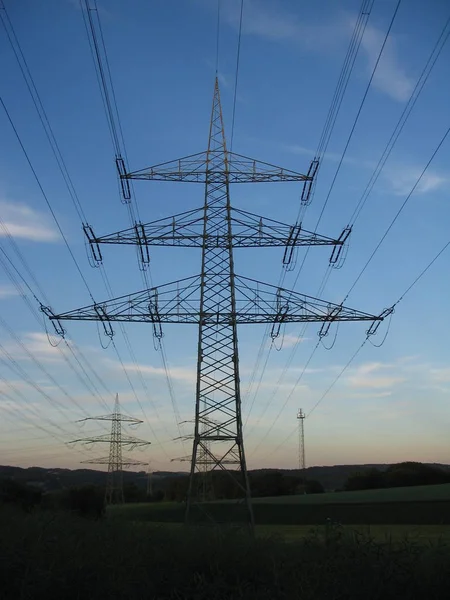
[1, 463, 449, 494]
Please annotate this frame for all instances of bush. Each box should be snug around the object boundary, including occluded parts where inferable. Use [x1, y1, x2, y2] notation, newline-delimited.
[59, 485, 105, 519]
[1, 506, 450, 599]
[0, 478, 42, 512]
[344, 463, 450, 492]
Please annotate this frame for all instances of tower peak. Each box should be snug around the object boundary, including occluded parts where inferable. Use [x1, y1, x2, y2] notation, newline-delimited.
[207, 77, 227, 155]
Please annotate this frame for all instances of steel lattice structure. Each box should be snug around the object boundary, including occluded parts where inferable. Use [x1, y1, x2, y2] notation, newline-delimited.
[297, 408, 306, 487]
[47, 78, 384, 529]
[70, 394, 150, 504]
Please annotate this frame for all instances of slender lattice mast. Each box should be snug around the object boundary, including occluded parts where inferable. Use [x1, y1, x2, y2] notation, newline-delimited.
[46, 78, 384, 529]
[70, 394, 150, 504]
[297, 408, 306, 490]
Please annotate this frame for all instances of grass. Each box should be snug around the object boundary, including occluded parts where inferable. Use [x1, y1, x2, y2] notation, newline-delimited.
[108, 484, 450, 525]
[257, 524, 450, 544]
[3, 505, 450, 599]
[251, 483, 450, 504]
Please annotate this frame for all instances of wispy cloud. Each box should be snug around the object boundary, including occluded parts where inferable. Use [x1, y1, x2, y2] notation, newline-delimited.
[286, 144, 449, 196]
[430, 367, 450, 383]
[2, 332, 70, 364]
[347, 390, 392, 399]
[222, 0, 309, 44]
[348, 374, 404, 389]
[118, 362, 196, 384]
[0, 284, 19, 299]
[280, 334, 309, 349]
[220, 1, 413, 102]
[346, 361, 405, 389]
[0, 200, 58, 242]
[382, 165, 449, 196]
[262, 332, 309, 350]
[286, 143, 375, 169]
[360, 24, 414, 102]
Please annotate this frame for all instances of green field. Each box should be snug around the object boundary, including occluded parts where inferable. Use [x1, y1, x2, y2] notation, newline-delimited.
[109, 483, 450, 527]
[251, 482, 450, 504]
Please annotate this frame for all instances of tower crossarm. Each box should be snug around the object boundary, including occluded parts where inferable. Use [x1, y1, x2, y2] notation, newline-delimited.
[123, 150, 312, 184]
[76, 413, 143, 424]
[49, 274, 382, 326]
[87, 207, 342, 250]
[69, 433, 151, 448]
[233, 276, 381, 324]
[81, 456, 149, 467]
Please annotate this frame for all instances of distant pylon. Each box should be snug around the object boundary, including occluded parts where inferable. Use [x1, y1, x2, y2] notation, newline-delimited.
[172, 416, 221, 502]
[70, 394, 151, 504]
[297, 408, 306, 489]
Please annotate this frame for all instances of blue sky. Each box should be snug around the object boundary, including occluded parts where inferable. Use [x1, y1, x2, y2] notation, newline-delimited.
[1, 0, 450, 472]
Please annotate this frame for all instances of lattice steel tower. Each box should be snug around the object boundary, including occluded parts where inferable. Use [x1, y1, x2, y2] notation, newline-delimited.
[70, 394, 150, 504]
[297, 408, 306, 485]
[47, 78, 383, 528]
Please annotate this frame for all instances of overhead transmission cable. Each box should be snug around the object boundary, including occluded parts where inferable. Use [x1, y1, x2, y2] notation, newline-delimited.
[343, 123, 450, 304]
[292, 0, 403, 291]
[0, 244, 111, 412]
[0, 99, 112, 414]
[268, 8, 450, 400]
[255, 119, 450, 450]
[0, 360, 86, 439]
[246, 0, 449, 436]
[258, 140, 450, 461]
[80, 0, 185, 446]
[250, 118, 450, 450]
[243, 0, 374, 415]
[0, 397, 95, 462]
[230, 0, 244, 151]
[348, 16, 450, 226]
[1, 2, 175, 454]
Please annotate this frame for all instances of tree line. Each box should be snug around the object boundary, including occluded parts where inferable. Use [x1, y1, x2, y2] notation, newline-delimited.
[343, 462, 450, 491]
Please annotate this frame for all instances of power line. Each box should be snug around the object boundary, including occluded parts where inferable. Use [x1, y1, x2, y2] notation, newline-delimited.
[314, 0, 403, 232]
[343, 123, 450, 303]
[230, 0, 244, 151]
[0, 314, 90, 417]
[292, 0, 403, 291]
[79, 0, 185, 443]
[0, 243, 111, 413]
[1, 4, 176, 448]
[0, 367, 79, 436]
[348, 13, 450, 226]
[300, 0, 374, 219]
[248, 339, 321, 455]
[258, 206, 450, 462]
[0, 96, 96, 303]
[243, 0, 374, 421]
[395, 241, 450, 305]
[0, 338, 84, 423]
[0, 3, 88, 224]
[259, 340, 366, 462]
[246, 7, 449, 432]
[261, 120, 450, 441]
[111, 340, 173, 460]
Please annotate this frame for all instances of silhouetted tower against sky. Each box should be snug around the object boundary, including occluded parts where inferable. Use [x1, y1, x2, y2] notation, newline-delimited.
[297, 408, 306, 485]
[49, 78, 383, 529]
[70, 394, 150, 504]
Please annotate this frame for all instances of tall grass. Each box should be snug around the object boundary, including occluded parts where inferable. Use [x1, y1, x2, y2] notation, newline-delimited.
[1, 506, 450, 599]
[109, 498, 450, 525]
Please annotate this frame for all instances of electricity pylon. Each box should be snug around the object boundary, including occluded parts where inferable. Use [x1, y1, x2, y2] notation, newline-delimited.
[297, 408, 306, 491]
[70, 394, 150, 504]
[46, 78, 384, 529]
